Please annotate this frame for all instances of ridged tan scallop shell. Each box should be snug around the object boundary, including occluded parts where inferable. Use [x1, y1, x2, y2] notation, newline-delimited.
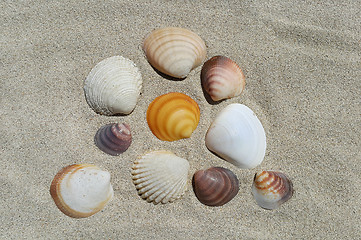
[94, 123, 132, 156]
[201, 56, 246, 101]
[50, 164, 114, 218]
[205, 103, 266, 169]
[146, 92, 200, 141]
[84, 56, 142, 115]
[192, 167, 239, 206]
[131, 150, 190, 204]
[252, 171, 293, 210]
[143, 27, 207, 78]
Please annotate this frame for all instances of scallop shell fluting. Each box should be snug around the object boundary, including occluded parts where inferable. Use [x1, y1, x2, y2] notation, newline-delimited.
[146, 92, 200, 141]
[205, 103, 266, 169]
[192, 167, 239, 207]
[252, 170, 293, 210]
[131, 150, 190, 204]
[50, 164, 114, 218]
[201, 56, 246, 101]
[84, 56, 142, 115]
[94, 123, 132, 156]
[143, 27, 207, 78]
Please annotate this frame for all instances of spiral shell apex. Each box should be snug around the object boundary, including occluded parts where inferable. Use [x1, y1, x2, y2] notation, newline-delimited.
[147, 92, 200, 141]
[131, 150, 190, 204]
[94, 123, 132, 156]
[84, 56, 142, 115]
[201, 56, 245, 101]
[192, 167, 239, 206]
[50, 164, 114, 218]
[143, 27, 207, 78]
[252, 171, 293, 210]
[205, 103, 266, 169]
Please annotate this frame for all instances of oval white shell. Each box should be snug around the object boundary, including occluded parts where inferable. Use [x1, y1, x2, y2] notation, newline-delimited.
[50, 164, 114, 218]
[131, 150, 190, 204]
[84, 56, 142, 115]
[205, 103, 266, 169]
[143, 27, 207, 78]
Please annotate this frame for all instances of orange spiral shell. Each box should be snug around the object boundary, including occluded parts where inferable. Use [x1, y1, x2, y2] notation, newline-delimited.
[147, 92, 200, 141]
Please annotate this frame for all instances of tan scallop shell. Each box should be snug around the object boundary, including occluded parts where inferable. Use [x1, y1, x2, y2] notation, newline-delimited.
[84, 56, 142, 115]
[50, 164, 114, 218]
[201, 56, 246, 101]
[143, 27, 207, 78]
[131, 150, 190, 204]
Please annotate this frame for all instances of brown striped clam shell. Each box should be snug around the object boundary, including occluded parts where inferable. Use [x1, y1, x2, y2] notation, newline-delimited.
[94, 123, 132, 156]
[192, 167, 239, 206]
[201, 56, 245, 101]
[252, 170, 293, 210]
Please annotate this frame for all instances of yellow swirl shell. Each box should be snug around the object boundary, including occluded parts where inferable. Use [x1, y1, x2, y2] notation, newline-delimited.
[147, 92, 200, 141]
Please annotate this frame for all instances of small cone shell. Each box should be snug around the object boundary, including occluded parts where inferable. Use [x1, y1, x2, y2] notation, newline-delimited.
[252, 171, 293, 210]
[131, 150, 190, 204]
[94, 123, 132, 156]
[147, 92, 200, 141]
[143, 27, 207, 78]
[50, 164, 114, 218]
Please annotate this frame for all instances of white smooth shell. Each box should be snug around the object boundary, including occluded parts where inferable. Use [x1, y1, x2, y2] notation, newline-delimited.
[205, 103, 266, 169]
[131, 150, 190, 204]
[50, 164, 114, 218]
[84, 56, 142, 115]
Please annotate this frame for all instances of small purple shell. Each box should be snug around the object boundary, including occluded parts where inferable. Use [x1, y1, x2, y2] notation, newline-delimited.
[94, 123, 132, 156]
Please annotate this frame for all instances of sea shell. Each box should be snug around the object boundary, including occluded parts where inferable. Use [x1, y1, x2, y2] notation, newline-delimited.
[131, 150, 190, 204]
[143, 27, 207, 78]
[50, 164, 114, 218]
[147, 92, 200, 141]
[201, 56, 246, 101]
[94, 123, 132, 156]
[84, 56, 142, 115]
[192, 167, 239, 207]
[252, 171, 293, 210]
[205, 103, 266, 169]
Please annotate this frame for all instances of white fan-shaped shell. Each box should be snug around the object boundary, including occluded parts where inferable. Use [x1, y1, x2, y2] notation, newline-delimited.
[50, 164, 114, 218]
[84, 56, 142, 115]
[205, 104, 266, 169]
[143, 27, 207, 78]
[131, 150, 190, 204]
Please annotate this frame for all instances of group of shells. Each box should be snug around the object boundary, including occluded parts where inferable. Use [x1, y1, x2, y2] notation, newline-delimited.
[50, 27, 293, 218]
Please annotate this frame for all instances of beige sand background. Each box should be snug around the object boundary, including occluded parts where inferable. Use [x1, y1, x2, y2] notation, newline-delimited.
[1, 0, 360, 239]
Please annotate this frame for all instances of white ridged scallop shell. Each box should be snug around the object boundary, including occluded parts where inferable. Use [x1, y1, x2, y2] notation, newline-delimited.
[205, 104, 266, 169]
[143, 27, 207, 78]
[84, 56, 142, 115]
[131, 150, 190, 204]
[50, 164, 114, 218]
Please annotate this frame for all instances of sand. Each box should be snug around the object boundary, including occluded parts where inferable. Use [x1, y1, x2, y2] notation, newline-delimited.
[1, 0, 360, 239]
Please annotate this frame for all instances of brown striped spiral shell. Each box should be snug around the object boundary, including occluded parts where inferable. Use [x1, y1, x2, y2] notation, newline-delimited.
[192, 167, 239, 206]
[201, 56, 245, 101]
[94, 123, 132, 156]
[252, 170, 293, 210]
